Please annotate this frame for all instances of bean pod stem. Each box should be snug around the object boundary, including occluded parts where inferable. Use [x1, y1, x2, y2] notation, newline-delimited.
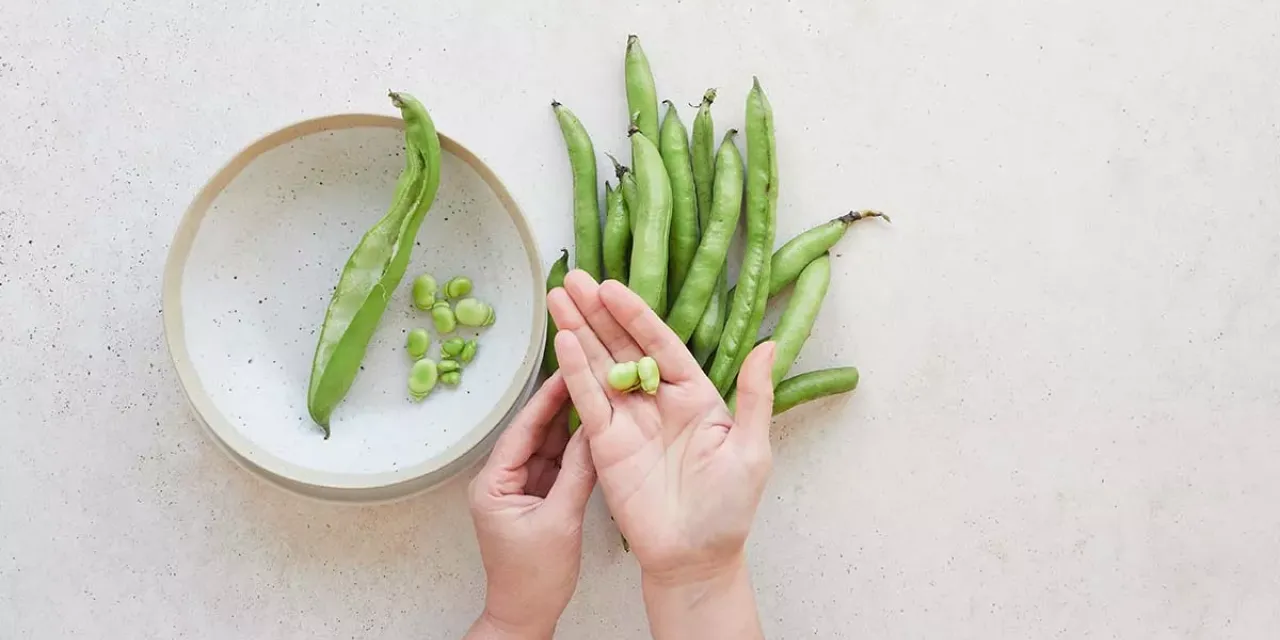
[552, 101, 603, 281]
[307, 92, 441, 437]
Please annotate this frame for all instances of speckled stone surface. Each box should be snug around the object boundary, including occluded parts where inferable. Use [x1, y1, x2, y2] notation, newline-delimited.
[3, 1, 1280, 638]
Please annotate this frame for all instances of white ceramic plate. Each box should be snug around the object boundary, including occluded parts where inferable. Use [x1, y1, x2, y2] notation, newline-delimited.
[164, 114, 545, 503]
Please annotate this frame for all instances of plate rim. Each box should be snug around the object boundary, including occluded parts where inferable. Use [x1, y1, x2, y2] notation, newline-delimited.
[162, 113, 546, 497]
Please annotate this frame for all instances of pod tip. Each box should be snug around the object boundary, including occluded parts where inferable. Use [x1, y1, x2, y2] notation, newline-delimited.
[551, 99, 562, 108]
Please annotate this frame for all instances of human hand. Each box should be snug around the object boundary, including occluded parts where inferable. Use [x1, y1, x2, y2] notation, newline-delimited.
[465, 373, 596, 640]
[548, 271, 776, 585]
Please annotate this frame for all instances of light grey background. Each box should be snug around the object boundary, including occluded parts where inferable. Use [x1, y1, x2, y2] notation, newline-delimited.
[3, 0, 1278, 638]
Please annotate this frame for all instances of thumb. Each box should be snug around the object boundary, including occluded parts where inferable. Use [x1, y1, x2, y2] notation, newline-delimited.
[729, 341, 776, 456]
[546, 428, 596, 518]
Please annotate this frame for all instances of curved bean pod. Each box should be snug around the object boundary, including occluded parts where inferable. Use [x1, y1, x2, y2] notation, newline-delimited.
[624, 35, 660, 149]
[627, 129, 673, 315]
[602, 182, 631, 284]
[769, 254, 831, 385]
[616, 158, 641, 234]
[689, 274, 727, 366]
[707, 78, 777, 395]
[689, 91, 724, 366]
[551, 101, 603, 280]
[307, 92, 442, 436]
[660, 101, 699, 299]
[541, 249, 570, 375]
[767, 210, 888, 296]
[772, 366, 859, 415]
[690, 89, 717, 226]
[665, 130, 743, 342]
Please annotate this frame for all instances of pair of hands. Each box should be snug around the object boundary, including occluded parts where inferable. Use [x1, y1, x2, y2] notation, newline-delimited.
[466, 271, 775, 639]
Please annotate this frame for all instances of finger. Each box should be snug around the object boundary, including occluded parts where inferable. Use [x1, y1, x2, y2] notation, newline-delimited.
[549, 286, 616, 380]
[554, 331, 613, 439]
[485, 373, 568, 473]
[728, 341, 776, 457]
[546, 427, 596, 517]
[535, 404, 572, 459]
[563, 270, 644, 362]
[598, 279, 704, 383]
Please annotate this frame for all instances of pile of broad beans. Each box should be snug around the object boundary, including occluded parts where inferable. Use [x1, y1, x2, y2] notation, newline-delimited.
[548, 36, 886, 418]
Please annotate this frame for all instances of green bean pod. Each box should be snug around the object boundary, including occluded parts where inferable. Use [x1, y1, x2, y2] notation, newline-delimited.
[726, 210, 888, 302]
[624, 35, 660, 149]
[541, 249, 570, 376]
[690, 89, 717, 226]
[660, 101, 699, 299]
[707, 78, 777, 395]
[307, 92, 442, 437]
[766, 210, 888, 296]
[627, 129, 673, 315]
[689, 92, 724, 367]
[552, 101, 603, 280]
[769, 254, 831, 385]
[690, 274, 727, 366]
[602, 181, 631, 284]
[617, 159, 641, 234]
[665, 130, 743, 343]
[772, 367, 859, 415]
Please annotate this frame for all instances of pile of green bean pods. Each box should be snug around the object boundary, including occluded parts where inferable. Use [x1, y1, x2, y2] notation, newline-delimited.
[545, 36, 889, 420]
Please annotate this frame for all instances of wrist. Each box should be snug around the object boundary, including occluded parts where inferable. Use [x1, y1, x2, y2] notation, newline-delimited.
[640, 548, 748, 591]
[641, 554, 764, 640]
[469, 608, 556, 640]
